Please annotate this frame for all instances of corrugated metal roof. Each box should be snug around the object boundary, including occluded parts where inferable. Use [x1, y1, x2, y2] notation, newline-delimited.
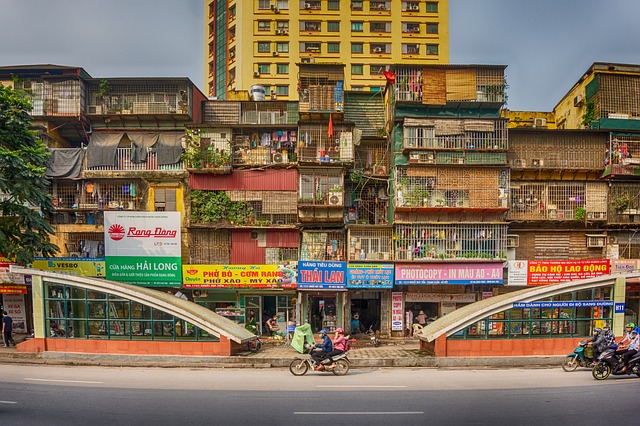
[190, 169, 298, 191]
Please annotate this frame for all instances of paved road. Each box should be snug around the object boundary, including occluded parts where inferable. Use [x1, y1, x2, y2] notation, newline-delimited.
[0, 364, 637, 426]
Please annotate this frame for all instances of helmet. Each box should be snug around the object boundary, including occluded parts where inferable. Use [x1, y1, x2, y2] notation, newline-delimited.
[626, 323, 636, 329]
[335, 327, 344, 334]
[319, 329, 327, 336]
[594, 328, 602, 333]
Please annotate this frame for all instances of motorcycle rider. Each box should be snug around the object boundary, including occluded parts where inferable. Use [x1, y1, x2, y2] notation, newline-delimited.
[325, 328, 349, 369]
[311, 329, 333, 370]
[587, 327, 606, 361]
[618, 323, 639, 373]
[602, 324, 616, 348]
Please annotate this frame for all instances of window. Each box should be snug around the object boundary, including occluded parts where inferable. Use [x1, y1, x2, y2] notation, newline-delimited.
[257, 42, 271, 53]
[154, 188, 177, 211]
[426, 2, 438, 12]
[370, 64, 385, 75]
[351, 43, 363, 54]
[258, 63, 271, 74]
[370, 1, 389, 11]
[276, 0, 289, 9]
[351, 86, 364, 91]
[351, 22, 363, 32]
[277, 64, 289, 74]
[351, 1, 363, 10]
[302, 21, 321, 31]
[370, 22, 390, 33]
[327, 21, 340, 32]
[326, 42, 340, 53]
[426, 23, 439, 34]
[258, 21, 271, 31]
[276, 42, 289, 53]
[302, 1, 321, 10]
[327, 1, 340, 10]
[275, 86, 289, 96]
[351, 64, 364, 75]
[403, 44, 419, 54]
[426, 44, 439, 55]
[258, 0, 271, 9]
[370, 44, 389, 54]
[404, 1, 420, 12]
[276, 21, 289, 31]
[301, 42, 321, 53]
[402, 22, 420, 33]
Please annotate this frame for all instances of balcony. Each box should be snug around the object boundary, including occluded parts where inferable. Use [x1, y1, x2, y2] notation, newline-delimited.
[86, 147, 183, 172]
[403, 118, 508, 152]
[300, 230, 345, 262]
[233, 131, 297, 167]
[298, 123, 354, 165]
[298, 170, 344, 222]
[347, 228, 392, 261]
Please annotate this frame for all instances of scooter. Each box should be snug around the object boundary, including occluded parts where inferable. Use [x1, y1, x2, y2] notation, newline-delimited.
[592, 345, 640, 380]
[562, 340, 595, 371]
[289, 345, 350, 376]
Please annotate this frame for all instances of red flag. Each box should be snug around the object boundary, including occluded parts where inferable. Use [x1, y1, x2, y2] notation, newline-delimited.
[328, 113, 333, 138]
[383, 70, 396, 84]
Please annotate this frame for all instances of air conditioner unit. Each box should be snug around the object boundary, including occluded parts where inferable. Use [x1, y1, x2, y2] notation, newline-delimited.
[586, 234, 607, 248]
[373, 47, 383, 53]
[283, 30, 289, 35]
[272, 152, 288, 164]
[573, 94, 584, 107]
[328, 193, 343, 206]
[304, 3, 311, 9]
[531, 158, 544, 167]
[273, 51, 279, 56]
[69, 252, 82, 258]
[301, 57, 315, 63]
[270, 4, 276, 10]
[274, 7, 280, 13]
[609, 235, 619, 244]
[506, 235, 519, 249]
[514, 159, 526, 167]
[276, 29, 282, 35]
[452, 157, 465, 164]
[533, 118, 547, 127]
[254, 71, 260, 77]
[229, 51, 235, 58]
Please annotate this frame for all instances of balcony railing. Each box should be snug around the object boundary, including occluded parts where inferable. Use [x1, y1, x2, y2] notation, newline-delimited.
[86, 148, 183, 172]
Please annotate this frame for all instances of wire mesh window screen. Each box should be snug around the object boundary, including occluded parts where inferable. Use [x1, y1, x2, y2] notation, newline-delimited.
[299, 170, 343, 206]
[509, 182, 597, 221]
[265, 248, 299, 264]
[403, 119, 507, 150]
[394, 224, 507, 261]
[227, 190, 297, 225]
[354, 140, 391, 175]
[298, 123, 354, 163]
[88, 81, 189, 114]
[188, 229, 230, 264]
[348, 228, 393, 261]
[509, 132, 604, 169]
[300, 231, 345, 261]
[57, 232, 105, 257]
[51, 180, 139, 211]
[598, 74, 640, 119]
[346, 182, 389, 225]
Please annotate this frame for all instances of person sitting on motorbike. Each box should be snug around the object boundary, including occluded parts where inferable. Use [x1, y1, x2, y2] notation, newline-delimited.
[325, 328, 349, 369]
[618, 324, 640, 373]
[311, 329, 333, 370]
[602, 324, 616, 348]
[587, 327, 605, 361]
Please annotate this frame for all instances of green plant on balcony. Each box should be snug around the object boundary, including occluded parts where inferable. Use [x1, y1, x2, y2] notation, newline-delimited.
[574, 206, 586, 221]
[611, 193, 632, 212]
[190, 191, 255, 225]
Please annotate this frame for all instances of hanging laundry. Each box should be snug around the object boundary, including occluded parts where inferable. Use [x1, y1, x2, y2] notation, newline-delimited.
[85, 182, 94, 193]
[122, 184, 130, 194]
[129, 183, 136, 197]
[261, 133, 271, 146]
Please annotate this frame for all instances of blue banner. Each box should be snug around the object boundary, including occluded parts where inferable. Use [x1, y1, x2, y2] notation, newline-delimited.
[298, 261, 347, 290]
[513, 301, 614, 309]
[347, 264, 394, 289]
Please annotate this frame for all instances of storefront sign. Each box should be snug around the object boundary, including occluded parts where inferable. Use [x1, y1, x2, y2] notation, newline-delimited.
[32, 258, 106, 277]
[182, 264, 297, 288]
[104, 211, 181, 286]
[405, 293, 477, 303]
[513, 300, 614, 308]
[611, 259, 639, 273]
[0, 284, 27, 294]
[391, 292, 403, 331]
[2, 294, 27, 332]
[395, 263, 503, 285]
[297, 261, 346, 290]
[615, 303, 626, 314]
[346, 264, 394, 288]
[508, 260, 610, 286]
[0, 262, 25, 284]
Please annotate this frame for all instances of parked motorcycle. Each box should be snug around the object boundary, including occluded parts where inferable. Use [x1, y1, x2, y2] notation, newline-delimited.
[289, 345, 350, 376]
[592, 345, 640, 380]
[366, 325, 380, 347]
[562, 340, 595, 371]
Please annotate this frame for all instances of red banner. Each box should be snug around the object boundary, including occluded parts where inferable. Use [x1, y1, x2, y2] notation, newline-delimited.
[527, 260, 610, 286]
[0, 284, 27, 294]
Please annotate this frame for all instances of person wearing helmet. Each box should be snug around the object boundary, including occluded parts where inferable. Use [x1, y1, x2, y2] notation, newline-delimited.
[602, 324, 616, 348]
[324, 328, 349, 369]
[311, 329, 333, 370]
[587, 327, 606, 362]
[617, 323, 639, 373]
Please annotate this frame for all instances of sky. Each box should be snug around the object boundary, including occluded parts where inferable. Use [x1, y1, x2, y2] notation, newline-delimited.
[1, 0, 640, 111]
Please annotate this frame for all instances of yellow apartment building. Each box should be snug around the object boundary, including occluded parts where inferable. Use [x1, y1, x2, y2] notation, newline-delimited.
[204, 0, 449, 100]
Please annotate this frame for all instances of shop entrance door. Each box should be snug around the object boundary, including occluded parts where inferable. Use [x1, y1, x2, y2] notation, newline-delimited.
[245, 296, 261, 334]
[350, 291, 381, 333]
[308, 294, 337, 333]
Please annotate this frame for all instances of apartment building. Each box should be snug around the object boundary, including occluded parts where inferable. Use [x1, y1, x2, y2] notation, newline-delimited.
[204, 0, 449, 99]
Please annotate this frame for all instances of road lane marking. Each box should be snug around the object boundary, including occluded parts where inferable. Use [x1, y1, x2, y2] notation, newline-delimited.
[317, 385, 407, 388]
[0, 401, 17, 404]
[25, 378, 103, 384]
[295, 412, 423, 415]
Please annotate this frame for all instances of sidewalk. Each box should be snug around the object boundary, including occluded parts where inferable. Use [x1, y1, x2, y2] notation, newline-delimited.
[0, 335, 565, 369]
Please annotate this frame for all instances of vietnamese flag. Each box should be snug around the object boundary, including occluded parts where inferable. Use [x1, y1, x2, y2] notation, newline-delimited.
[383, 70, 396, 84]
[328, 113, 333, 138]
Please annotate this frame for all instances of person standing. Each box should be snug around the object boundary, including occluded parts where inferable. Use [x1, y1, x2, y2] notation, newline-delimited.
[2, 311, 15, 347]
[405, 310, 414, 337]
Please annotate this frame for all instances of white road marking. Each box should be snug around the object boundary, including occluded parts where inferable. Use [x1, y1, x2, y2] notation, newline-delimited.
[295, 412, 423, 415]
[317, 385, 407, 388]
[0, 401, 17, 404]
[25, 378, 103, 384]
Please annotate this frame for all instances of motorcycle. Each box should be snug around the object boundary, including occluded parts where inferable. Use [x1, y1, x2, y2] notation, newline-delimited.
[592, 345, 640, 380]
[562, 340, 595, 371]
[366, 325, 380, 347]
[289, 345, 350, 376]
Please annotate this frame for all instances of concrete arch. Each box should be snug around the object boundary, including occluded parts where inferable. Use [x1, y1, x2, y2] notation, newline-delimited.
[418, 272, 639, 344]
[13, 267, 256, 344]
